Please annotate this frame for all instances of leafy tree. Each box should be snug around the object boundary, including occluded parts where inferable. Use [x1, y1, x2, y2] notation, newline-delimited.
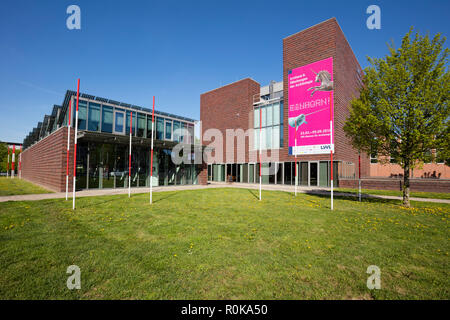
[344, 28, 449, 207]
[0, 143, 6, 172]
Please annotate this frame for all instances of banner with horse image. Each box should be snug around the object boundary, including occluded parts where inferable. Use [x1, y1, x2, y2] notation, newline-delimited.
[288, 57, 334, 155]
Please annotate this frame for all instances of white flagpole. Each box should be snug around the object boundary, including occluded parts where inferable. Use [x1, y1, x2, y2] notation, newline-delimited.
[11, 145, 15, 178]
[73, 79, 80, 210]
[66, 98, 72, 200]
[7, 146, 10, 178]
[128, 111, 132, 198]
[259, 106, 262, 201]
[19, 146, 22, 179]
[330, 91, 334, 211]
[150, 96, 155, 204]
[295, 125, 297, 196]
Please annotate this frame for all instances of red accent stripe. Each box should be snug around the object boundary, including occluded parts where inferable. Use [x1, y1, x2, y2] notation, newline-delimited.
[259, 106, 262, 177]
[74, 79, 80, 180]
[12, 145, 15, 171]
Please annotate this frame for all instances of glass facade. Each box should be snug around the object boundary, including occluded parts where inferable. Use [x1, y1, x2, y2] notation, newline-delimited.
[254, 102, 283, 150]
[208, 160, 341, 187]
[74, 141, 201, 190]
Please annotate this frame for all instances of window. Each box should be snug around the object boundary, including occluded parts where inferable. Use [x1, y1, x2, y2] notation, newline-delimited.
[370, 151, 378, 163]
[165, 120, 172, 140]
[173, 121, 180, 142]
[137, 113, 146, 137]
[156, 117, 164, 140]
[115, 111, 125, 133]
[126, 111, 136, 135]
[253, 102, 283, 150]
[181, 122, 187, 143]
[88, 102, 101, 131]
[188, 124, 194, 144]
[101, 105, 113, 133]
[73, 99, 87, 130]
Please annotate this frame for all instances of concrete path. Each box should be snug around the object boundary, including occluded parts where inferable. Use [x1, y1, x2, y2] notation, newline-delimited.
[0, 182, 448, 204]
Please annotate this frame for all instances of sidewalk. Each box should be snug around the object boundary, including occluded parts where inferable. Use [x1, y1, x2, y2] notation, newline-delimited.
[0, 182, 448, 204]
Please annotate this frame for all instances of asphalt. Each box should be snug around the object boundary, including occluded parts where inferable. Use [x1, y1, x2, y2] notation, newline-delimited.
[0, 181, 448, 204]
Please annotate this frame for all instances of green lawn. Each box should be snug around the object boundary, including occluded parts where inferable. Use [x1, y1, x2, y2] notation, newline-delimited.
[0, 188, 448, 299]
[335, 187, 450, 200]
[0, 177, 52, 196]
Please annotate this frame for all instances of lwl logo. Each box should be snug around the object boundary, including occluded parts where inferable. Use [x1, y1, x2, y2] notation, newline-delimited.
[321, 145, 331, 150]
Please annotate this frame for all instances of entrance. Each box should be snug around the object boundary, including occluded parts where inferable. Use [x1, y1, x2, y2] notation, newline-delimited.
[309, 161, 318, 186]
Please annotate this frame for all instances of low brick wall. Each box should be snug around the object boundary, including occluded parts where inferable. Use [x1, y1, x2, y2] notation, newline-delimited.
[339, 178, 450, 193]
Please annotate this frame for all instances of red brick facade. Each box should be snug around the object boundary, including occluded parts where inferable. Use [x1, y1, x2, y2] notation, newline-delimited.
[339, 178, 450, 193]
[201, 18, 369, 174]
[200, 78, 260, 164]
[21, 126, 75, 192]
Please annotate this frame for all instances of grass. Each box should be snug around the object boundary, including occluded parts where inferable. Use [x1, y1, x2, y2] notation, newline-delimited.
[0, 188, 448, 299]
[335, 187, 450, 200]
[0, 177, 52, 196]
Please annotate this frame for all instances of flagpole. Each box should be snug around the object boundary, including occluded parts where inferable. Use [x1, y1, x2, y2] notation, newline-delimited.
[330, 91, 334, 211]
[12, 145, 15, 178]
[150, 96, 155, 204]
[128, 111, 132, 198]
[19, 146, 22, 179]
[72, 79, 80, 210]
[259, 106, 262, 201]
[295, 125, 297, 196]
[7, 146, 9, 178]
[66, 98, 72, 200]
[358, 153, 361, 202]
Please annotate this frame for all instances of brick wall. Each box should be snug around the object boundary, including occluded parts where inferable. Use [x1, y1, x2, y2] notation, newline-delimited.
[283, 18, 369, 173]
[200, 18, 368, 174]
[339, 178, 450, 193]
[21, 126, 74, 192]
[201, 78, 260, 164]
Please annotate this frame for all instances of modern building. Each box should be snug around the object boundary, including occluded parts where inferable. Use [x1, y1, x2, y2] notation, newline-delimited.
[200, 18, 450, 192]
[19, 18, 449, 193]
[21, 90, 206, 192]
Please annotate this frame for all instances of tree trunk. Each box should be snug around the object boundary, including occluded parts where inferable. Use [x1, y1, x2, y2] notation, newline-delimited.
[403, 164, 410, 207]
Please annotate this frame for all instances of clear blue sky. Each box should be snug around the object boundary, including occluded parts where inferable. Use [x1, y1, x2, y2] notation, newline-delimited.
[0, 0, 448, 143]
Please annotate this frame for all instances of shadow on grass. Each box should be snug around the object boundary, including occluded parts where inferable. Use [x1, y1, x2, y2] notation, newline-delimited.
[303, 190, 401, 205]
[247, 189, 259, 200]
[78, 197, 120, 209]
[153, 191, 178, 204]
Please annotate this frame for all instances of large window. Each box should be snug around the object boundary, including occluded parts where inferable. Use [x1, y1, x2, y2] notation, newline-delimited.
[165, 120, 172, 140]
[126, 111, 136, 135]
[173, 121, 180, 142]
[181, 122, 187, 143]
[88, 102, 101, 131]
[137, 113, 146, 137]
[253, 102, 283, 150]
[73, 99, 87, 130]
[156, 117, 164, 140]
[101, 105, 113, 133]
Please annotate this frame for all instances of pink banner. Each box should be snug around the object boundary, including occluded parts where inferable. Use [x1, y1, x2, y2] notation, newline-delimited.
[288, 57, 334, 155]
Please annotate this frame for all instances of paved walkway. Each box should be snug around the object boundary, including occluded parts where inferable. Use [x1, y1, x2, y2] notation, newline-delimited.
[0, 182, 448, 204]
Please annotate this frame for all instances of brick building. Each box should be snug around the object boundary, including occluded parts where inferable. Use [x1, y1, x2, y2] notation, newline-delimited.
[21, 91, 206, 192]
[200, 18, 450, 191]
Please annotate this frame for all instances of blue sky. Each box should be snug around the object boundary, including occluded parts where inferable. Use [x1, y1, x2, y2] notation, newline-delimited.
[0, 0, 448, 142]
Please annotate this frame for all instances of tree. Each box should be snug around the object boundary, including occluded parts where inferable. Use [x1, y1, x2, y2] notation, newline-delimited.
[344, 28, 449, 207]
[0, 142, 8, 173]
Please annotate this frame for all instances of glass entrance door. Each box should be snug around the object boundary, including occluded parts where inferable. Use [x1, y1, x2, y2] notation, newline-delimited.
[309, 161, 318, 186]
